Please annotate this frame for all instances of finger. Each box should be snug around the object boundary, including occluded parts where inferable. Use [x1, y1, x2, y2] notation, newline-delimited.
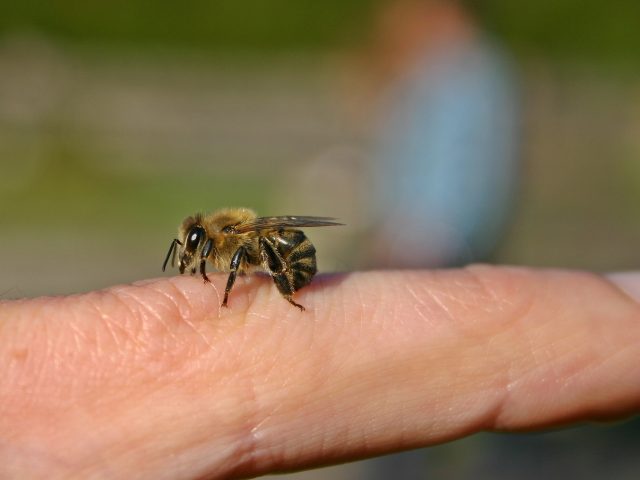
[608, 272, 640, 301]
[0, 266, 639, 479]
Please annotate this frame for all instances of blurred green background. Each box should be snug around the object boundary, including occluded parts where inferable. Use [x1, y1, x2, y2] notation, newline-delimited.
[1, 1, 639, 478]
[1, 0, 639, 295]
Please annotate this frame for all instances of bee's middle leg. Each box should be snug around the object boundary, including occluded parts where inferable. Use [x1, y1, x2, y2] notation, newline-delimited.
[222, 246, 246, 308]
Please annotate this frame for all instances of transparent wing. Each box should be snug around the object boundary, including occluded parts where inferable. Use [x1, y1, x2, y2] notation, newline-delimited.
[234, 216, 343, 233]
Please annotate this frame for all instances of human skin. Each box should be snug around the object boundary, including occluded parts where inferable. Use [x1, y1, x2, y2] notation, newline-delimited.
[1, 266, 639, 479]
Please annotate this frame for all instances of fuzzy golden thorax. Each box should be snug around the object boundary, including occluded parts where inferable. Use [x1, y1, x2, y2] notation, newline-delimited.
[177, 208, 259, 273]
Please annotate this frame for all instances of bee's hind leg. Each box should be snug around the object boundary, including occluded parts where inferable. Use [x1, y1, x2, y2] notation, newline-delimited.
[272, 271, 306, 311]
[222, 246, 246, 308]
[259, 237, 305, 311]
[284, 295, 305, 311]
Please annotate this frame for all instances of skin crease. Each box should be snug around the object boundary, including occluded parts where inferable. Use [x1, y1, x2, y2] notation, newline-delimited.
[0, 266, 639, 479]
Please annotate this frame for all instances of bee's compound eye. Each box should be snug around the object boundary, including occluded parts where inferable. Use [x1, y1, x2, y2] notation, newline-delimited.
[186, 226, 205, 250]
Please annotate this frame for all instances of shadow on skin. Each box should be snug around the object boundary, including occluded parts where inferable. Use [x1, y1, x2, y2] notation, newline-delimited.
[166, 270, 354, 316]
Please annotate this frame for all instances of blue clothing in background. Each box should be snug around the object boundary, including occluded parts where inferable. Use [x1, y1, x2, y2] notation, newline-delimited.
[374, 38, 520, 267]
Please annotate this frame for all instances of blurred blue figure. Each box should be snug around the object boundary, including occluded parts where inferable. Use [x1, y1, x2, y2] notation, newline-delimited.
[360, 0, 521, 476]
[369, 1, 520, 268]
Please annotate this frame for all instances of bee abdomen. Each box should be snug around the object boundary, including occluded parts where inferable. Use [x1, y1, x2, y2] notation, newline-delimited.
[266, 230, 317, 292]
[288, 239, 317, 291]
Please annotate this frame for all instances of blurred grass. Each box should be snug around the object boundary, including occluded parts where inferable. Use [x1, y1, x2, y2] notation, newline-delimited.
[0, 0, 375, 52]
[0, 139, 274, 296]
[0, 144, 272, 231]
[475, 0, 640, 66]
[3, 1, 640, 67]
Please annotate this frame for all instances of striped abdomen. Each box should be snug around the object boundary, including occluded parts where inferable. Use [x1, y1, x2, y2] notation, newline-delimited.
[260, 229, 317, 295]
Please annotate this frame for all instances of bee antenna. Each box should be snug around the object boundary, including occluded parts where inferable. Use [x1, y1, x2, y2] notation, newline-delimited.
[162, 239, 181, 272]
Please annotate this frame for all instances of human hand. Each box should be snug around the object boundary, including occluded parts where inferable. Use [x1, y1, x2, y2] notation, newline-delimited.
[1, 266, 639, 479]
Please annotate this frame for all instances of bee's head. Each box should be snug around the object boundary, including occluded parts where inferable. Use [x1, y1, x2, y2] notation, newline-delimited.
[162, 215, 207, 274]
[178, 223, 206, 273]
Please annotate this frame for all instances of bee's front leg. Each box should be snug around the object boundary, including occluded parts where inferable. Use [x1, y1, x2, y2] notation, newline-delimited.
[199, 239, 213, 283]
[222, 246, 246, 308]
[162, 238, 182, 272]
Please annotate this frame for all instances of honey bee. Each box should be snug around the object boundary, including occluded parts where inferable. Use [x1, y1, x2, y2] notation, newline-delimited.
[162, 208, 342, 310]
